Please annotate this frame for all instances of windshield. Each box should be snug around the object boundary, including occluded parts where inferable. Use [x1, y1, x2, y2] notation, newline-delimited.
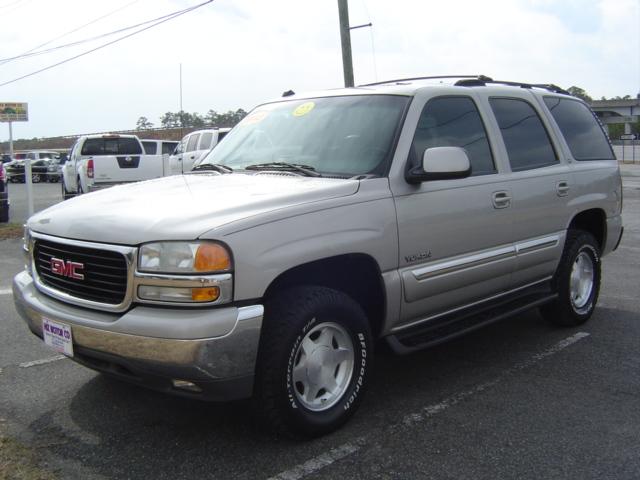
[198, 95, 409, 176]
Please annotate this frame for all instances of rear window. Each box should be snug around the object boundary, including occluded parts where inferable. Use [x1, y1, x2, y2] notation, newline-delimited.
[81, 137, 143, 156]
[142, 141, 157, 154]
[543, 97, 615, 161]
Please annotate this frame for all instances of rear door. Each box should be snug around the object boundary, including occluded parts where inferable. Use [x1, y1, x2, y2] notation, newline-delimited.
[483, 93, 571, 289]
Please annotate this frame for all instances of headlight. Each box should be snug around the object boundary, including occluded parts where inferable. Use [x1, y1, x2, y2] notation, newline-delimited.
[138, 241, 232, 274]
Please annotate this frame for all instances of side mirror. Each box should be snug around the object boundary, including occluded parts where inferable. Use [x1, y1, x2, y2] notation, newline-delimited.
[407, 146, 471, 183]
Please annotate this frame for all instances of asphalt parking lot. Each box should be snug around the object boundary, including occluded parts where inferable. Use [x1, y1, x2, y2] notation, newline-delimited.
[1, 167, 639, 479]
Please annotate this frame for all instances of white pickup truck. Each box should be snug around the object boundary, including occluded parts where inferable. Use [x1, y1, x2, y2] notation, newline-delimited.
[62, 134, 165, 198]
[168, 128, 230, 174]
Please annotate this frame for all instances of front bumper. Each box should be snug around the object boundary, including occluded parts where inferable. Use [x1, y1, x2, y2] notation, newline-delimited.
[13, 270, 263, 401]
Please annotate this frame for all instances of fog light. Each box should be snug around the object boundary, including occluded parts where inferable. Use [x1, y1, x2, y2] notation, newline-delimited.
[172, 379, 202, 393]
[191, 287, 220, 302]
[138, 285, 220, 303]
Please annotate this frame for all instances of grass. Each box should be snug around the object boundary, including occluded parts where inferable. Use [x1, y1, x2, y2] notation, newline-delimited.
[0, 423, 58, 480]
[0, 223, 22, 240]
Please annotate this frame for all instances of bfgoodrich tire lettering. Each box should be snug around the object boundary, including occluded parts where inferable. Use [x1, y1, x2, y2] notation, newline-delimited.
[540, 230, 601, 327]
[254, 286, 373, 438]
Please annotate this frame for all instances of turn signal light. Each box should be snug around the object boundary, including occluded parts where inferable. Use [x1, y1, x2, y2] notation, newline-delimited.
[194, 243, 231, 272]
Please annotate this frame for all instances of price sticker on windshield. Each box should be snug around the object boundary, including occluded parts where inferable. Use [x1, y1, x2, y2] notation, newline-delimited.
[293, 102, 315, 117]
[242, 111, 269, 126]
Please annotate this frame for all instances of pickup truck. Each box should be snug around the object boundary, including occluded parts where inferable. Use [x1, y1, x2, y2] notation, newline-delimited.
[14, 76, 623, 438]
[62, 134, 157, 198]
[168, 128, 230, 174]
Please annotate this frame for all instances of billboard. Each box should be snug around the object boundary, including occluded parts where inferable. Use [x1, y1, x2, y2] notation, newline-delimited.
[0, 102, 28, 122]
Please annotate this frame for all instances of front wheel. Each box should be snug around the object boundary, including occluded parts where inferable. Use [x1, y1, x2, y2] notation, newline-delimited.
[254, 286, 373, 438]
[540, 230, 601, 327]
[31, 173, 41, 183]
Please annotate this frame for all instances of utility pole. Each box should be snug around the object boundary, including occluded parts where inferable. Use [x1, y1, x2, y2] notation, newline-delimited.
[337, 0, 354, 88]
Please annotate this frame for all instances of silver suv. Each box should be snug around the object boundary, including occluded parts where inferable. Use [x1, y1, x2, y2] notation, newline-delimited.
[13, 76, 623, 437]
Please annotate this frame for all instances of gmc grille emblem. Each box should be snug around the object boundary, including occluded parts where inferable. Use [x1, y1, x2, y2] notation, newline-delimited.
[50, 257, 85, 280]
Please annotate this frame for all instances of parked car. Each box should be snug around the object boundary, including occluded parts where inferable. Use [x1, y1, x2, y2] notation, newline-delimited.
[168, 128, 230, 174]
[0, 162, 8, 222]
[1, 154, 12, 164]
[5, 159, 52, 183]
[46, 157, 65, 183]
[14, 76, 623, 438]
[61, 134, 153, 198]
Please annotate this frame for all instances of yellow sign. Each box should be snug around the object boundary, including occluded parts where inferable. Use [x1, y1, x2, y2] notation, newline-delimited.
[0, 102, 28, 122]
[293, 102, 315, 117]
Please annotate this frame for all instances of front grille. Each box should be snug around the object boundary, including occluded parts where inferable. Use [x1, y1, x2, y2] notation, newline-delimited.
[34, 239, 128, 305]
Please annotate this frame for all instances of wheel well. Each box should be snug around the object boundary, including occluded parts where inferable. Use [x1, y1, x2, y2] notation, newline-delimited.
[263, 254, 386, 338]
[568, 209, 606, 249]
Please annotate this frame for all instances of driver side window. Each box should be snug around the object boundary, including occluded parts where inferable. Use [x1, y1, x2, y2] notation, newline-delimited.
[411, 96, 495, 176]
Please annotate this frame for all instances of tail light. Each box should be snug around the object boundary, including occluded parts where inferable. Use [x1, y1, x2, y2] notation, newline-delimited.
[87, 158, 94, 178]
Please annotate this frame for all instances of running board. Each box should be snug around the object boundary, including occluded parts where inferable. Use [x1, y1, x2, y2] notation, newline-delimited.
[387, 290, 557, 355]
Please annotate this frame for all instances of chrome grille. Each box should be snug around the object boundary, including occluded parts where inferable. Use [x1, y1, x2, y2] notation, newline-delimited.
[34, 238, 128, 305]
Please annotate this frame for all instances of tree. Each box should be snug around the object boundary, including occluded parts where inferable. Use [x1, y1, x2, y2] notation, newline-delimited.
[567, 86, 592, 103]
[160, 112, 179, 128]
[135, 116, 154, 130]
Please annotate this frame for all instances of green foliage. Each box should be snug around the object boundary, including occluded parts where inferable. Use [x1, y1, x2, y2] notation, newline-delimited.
[158, 108, 247, 129]
[136, 116, 154, 130]
[567, 86, 592, 102]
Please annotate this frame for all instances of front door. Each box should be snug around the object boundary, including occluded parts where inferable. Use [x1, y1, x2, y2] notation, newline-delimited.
[391, 94, 516, 329]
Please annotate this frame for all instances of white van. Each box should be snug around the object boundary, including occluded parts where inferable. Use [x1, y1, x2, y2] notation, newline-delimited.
[168, 128, 230, 174]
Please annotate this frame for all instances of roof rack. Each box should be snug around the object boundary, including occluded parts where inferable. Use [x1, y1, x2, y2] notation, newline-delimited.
[358, 75, 569, 95]
[358, 75, 490, 87]
[454, 77, 569, 95]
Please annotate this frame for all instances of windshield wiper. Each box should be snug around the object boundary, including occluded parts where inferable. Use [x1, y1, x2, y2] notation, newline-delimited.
[244, 162, 321, 177]
[192, 163, 233, 173]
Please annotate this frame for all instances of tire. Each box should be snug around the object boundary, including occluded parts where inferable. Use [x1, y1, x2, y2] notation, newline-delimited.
[61, 181, 72, 200]
[0, 193, 8, 223]
[77, 177, 84, 194]
[31, 173, 41, 183]
[540, 230, 601, 327]
[254, 286, 373, 438]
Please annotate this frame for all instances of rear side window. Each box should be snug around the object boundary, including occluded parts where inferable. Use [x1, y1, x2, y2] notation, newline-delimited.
[186, 134, 200, 152]
[217, 131, 228, 142]
[81, 138, 143, 155]
[199, 132, 213, 150]
[142, 141, 157, 154]
[543, 97, 615, 161]
[489, 98, 557, 171]
[162, 142, 178, 155]
[411, 96, 495, 175]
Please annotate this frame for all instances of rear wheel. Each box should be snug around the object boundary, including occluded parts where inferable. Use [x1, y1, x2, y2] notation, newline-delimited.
[77, 177, 84, 194]
[540, 230, 601, 326]
[254, 286, 373, 438]
[31, 173, 41, 183]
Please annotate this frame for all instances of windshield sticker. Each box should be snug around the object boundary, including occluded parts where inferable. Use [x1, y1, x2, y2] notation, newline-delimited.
[293, 102, 315, 117]
[242, 111, 269, 126]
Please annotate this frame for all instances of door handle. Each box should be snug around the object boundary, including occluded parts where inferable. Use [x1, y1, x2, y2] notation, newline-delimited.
[556, 181, 570, 197]
[492, 191, 512, 209]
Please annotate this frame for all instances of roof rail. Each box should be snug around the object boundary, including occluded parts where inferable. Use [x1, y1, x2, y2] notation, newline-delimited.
[358, 75, 491, 87]
[455, 78, 569, 95]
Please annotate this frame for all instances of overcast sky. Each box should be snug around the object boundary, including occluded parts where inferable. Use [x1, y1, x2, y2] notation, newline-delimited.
[0, 0, 638, 140]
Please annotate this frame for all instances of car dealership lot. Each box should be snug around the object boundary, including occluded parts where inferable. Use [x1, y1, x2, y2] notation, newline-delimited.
[0, 170, 639, 479]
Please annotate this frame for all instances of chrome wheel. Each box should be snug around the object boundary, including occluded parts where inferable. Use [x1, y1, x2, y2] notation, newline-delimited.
[292, 321, 355, 412]
[570, 251, 594, 309]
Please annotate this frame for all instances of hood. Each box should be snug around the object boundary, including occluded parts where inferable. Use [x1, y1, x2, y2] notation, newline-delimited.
[29, 173, 360, 244]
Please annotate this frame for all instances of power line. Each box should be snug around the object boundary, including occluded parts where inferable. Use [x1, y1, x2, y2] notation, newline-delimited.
[0, 0, 141, 66]
[0, 0, 213, 88]
[0, 7, 190, 64]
